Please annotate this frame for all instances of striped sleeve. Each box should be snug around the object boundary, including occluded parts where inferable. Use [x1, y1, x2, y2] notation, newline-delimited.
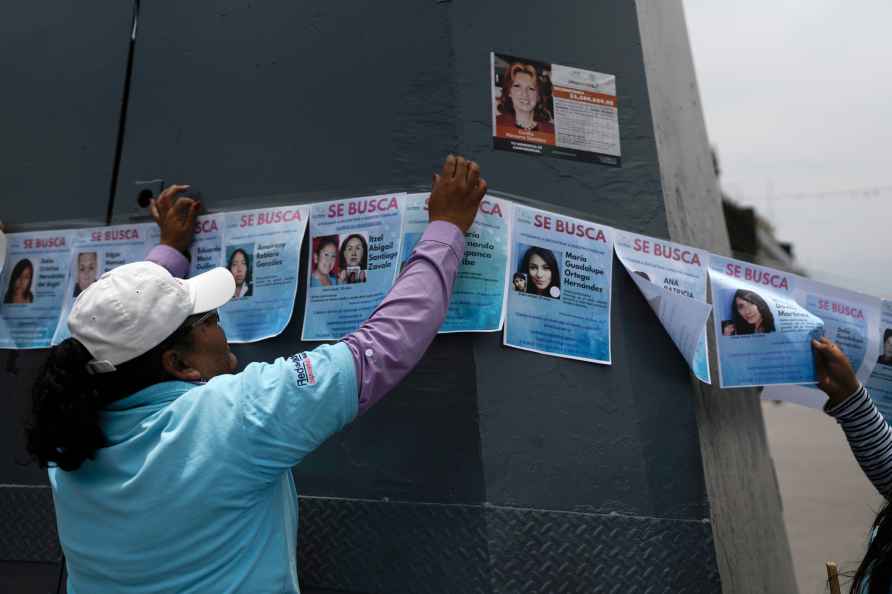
[826, 385, 892, 499]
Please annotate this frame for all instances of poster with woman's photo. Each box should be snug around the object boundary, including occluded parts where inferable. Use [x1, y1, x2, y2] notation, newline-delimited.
[51, 223, 155, 345]
[865, 301, 892, 423]
[504, 205, 613, 363]
[302, 194, 404, 340]
[219, 206, 308, 343]
[709, 255, 830, 388]
[0, 230, 74, 348]
[614, 231, 712, 383]
[491, 52, 621, 166]
[761, 279, 885, 407]
[400, 193, 510, 333]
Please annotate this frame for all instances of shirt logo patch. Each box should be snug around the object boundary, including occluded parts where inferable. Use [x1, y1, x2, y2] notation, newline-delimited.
[291, 353, 317, 386]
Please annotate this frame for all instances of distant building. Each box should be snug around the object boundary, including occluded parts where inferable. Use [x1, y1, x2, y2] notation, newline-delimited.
[713, 149, 804, 275]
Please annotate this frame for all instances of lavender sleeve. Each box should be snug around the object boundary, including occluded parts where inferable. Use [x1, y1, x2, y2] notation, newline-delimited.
[146, 244, 190, 279]
[342, 220, 465, 415]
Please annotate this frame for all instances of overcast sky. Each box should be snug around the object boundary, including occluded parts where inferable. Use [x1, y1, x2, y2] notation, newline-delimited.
[682, 0, 892, 299]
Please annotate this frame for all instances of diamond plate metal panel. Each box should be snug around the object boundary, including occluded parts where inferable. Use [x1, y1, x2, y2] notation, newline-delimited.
[0, 486, 61, 562]
[299, 497, 492, 594]
[298, 497, 720, 594]
[486, 506, 719, 594]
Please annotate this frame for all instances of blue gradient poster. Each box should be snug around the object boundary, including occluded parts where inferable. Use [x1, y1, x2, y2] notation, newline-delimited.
[504, 205, 613, 363]
[51, 223, 154, 345]
[219, 206, 308, 343]
[709, 256, 825, 388]
[188, 213, 225, 277]
[401, 193, 510, 333]
[303, 194, 404, 340]
[867, 301, 892, 423]
[1, 230, 74, 348]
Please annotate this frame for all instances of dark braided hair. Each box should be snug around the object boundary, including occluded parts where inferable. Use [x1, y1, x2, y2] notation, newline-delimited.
[850, 503, 892, 593]
[26, 317, 198, 471]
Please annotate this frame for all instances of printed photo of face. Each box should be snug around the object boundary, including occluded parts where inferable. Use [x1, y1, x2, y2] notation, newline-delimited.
[316, 243, 337, 276]
[74, 252, 98, 297]
[227, 247, 253, 299]
[338, 234, 369, 285]
[879, 329, 892, 366]
[527, 253, 552, 292]
[510, 70, 539, 118]
[513, 273, 527, 292]
[517, 246, 561, 299]
[723, 289, 775, 335]
[311, 235, 340, 287]
[735, 296, 762, 328]
[4, 258, 34, 304]
[342, 236, 365, 268]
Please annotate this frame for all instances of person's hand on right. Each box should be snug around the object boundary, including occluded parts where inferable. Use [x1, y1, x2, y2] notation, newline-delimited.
[428, 155, 488, 233]
[150, 184, 201, 254]
[812, 337, 861, 407]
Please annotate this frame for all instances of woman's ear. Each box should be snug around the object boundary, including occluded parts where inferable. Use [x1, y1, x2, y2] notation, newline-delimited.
[161, 349, 202, 381]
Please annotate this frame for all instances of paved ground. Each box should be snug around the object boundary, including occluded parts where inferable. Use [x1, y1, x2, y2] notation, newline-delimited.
[762, 400, 884, 594]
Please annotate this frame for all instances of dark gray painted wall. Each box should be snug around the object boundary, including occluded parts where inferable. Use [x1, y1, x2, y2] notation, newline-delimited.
[0, 1, 792, 592]
[0, 1, 131, 228]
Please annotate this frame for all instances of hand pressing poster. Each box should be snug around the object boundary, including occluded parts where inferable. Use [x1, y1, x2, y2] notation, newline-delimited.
[218, 206, 308, 343]
[491, 52, 621, 166]
[51, 223, 154, 344]
[614, 231, 712, 383]
[504, 205, 613, 363]
[0, 230, 74, 348]
[302, 194, 404, 340]
[400, 193, 510, 333]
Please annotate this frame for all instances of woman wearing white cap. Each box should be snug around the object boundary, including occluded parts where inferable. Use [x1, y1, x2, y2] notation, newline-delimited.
[26, 155, 487, 594]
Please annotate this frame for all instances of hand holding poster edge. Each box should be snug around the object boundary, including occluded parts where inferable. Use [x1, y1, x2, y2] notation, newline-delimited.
[401, 193, 512, 334]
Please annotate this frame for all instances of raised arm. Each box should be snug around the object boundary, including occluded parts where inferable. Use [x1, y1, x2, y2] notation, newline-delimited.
[145, 184, 201, 279]
[342, 155, 487, 414]
[815, 337, 892, 498]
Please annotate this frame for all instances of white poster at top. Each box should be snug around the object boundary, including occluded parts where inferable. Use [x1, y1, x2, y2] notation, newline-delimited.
[52, 223, 155, 344]
[491, 52, 620, 166]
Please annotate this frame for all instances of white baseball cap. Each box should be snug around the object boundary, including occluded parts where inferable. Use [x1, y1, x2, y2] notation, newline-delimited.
[68, 261, 235, 373]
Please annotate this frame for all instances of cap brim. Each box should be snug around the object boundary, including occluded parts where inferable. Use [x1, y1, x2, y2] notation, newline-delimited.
[184, 267, 235, 314]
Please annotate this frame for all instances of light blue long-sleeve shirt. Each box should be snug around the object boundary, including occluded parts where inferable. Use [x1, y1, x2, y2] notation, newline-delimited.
[50, 343, 357, 594]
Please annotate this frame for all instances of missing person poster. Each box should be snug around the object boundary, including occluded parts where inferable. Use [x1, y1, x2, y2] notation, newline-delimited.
[302, 194, 404, 341]
[51, 223, 155, 344]
[614, 232, 712, 383]
[0, 230, 74, 348]
[400, 193, 510, 333]
[504, 205, 613, 363]
[866, 300, 892, 422]
[709, 256, 834, 388]
[218, 206, 308, 343]
[188, 213, 225, 277]
[491, 52, 621, 166]
[762, 285, 884, 408]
